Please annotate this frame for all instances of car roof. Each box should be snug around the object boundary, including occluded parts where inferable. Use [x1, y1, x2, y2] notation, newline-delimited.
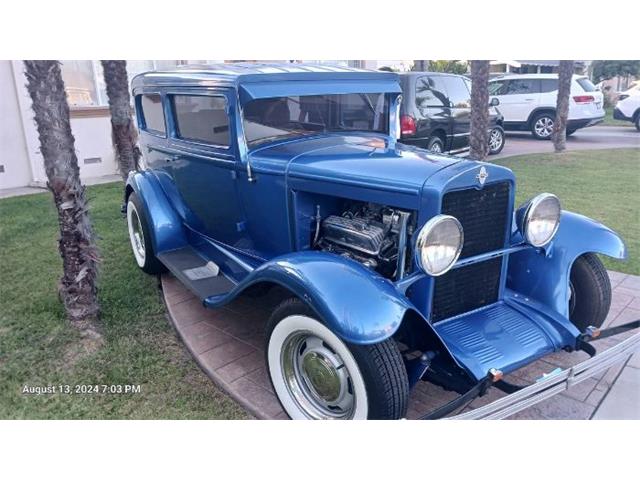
[131, 62, 398, 90]
[399, 71, 467, 78]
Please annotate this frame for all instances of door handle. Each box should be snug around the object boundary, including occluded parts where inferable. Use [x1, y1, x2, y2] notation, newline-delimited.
[524, 98, 535, 102]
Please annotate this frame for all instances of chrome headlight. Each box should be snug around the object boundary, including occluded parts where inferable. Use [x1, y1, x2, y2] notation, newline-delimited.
[521, 193, 561, 247]
[416, 215, 464, 276]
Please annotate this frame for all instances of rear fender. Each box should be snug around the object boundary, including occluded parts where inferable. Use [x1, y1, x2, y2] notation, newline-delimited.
[125, 171, 187, 254]
[508, 211, 627, 318]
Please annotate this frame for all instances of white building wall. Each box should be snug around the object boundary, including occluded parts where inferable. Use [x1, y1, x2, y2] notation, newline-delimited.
[7, 61, 119, 188]
[0, 61, 32, 189]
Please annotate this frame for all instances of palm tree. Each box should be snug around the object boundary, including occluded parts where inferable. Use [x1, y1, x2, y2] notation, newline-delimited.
[23, 61, 101, 337]
[412, 60, 430, 72]
[469, 60, 490, 160]
[101, 60, 140, 180]
[552, 60, 574, 152]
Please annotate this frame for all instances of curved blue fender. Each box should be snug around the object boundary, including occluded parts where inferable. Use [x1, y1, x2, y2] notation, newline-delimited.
[206, 251, 418, 345]
[508, 211, 627, 318]
[125, 171, 187, 254]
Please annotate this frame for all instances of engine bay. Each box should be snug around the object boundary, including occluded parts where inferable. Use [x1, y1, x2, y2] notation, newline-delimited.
[316, 202, 414, 279]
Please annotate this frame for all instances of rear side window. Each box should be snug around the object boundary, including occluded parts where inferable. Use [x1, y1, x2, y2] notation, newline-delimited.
[504, 79, 540, 95]
[140, 94, 166, 135]
[415, 76, 449, 108]
[172, 95, 230, 147]
[489, 80, 507, 95]
[444, 77, 471, 107]
[576, 78, 597, 92]
[540, 79, 558, 93]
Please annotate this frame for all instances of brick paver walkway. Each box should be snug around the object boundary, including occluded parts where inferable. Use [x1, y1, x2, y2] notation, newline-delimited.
[161, 270, 640, 419]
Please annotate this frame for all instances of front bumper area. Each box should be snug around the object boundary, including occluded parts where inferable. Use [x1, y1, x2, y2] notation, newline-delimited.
[449, 331, 640, 419]
[613, 107, 632, 122]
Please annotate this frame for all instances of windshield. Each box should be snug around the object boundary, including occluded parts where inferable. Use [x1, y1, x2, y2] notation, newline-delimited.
[242, 93, 389, 148]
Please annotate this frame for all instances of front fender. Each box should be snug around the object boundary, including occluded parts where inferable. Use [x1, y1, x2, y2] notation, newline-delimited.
[508, 210, 627, 318]
[222, 251, 417, 345]
[126, 171, 187, 254]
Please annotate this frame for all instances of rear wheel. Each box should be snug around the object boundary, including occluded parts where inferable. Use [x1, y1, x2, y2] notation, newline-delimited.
[427, 136, 445, 153]
[569, 253, 612, 332]
[126, 193, 166, 275]
[531, 112, 555, 140]
[266, 298, 409, 420]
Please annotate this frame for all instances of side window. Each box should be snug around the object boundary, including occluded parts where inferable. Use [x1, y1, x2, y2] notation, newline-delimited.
[540, 79, 559, 93]
[504, 79, 540, 95]
[172, 95, 230, 147]
[415, 76, 449, 108]
[445, 77, 471, 107]
[140, 94, 166, 135]
[489, 80, 507, 95]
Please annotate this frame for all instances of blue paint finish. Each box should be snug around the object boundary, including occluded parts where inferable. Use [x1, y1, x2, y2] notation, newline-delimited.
[507, 211, 627, 321]
[126, 170, 187, 253]
[128, 64, 629, 387]
[203, 251, 417, 345]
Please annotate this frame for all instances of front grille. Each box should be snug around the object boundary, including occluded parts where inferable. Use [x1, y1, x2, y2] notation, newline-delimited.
[431, 182, 511, 322]
[431, 257, 503, 321]
[441, 182, 510, 259]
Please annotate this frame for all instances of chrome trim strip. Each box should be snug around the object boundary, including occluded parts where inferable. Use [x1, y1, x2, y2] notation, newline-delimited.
[448, 332, 640, 420]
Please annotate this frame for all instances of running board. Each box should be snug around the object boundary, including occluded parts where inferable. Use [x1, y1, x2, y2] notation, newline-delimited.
[158, 247, 235, 301]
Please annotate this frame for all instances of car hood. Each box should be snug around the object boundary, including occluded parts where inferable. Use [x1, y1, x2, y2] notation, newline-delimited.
[249, 134, 463, 204]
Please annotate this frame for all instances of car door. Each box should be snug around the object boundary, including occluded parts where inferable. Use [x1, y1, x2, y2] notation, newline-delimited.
[166, 90, 246, 247]
[490, 78, 541, 123]
[415, 75, 452, 148]
[443, 76, 471, 152]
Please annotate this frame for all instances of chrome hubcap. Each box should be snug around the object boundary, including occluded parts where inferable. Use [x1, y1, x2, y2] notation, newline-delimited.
[534, 117, 554, 137]
[430, 142, 442, 153]
[489, 129, 503, 150]
[281, 332, 355, 419]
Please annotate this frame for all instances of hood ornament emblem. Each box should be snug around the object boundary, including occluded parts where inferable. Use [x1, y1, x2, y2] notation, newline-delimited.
[476, 166, 489, 186]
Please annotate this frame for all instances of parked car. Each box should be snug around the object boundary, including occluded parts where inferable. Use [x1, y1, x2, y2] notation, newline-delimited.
[126, 64, 627, 420]
[488, 74, 605, 139]
[617, 81, 640, 101]
[398, 72, 505, 155]
[614, 93, 640, 130]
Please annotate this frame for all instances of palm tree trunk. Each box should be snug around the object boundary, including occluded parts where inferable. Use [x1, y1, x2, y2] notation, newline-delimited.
[553, 60, 574, 152]
[469, 60, 490, 160]
[23, 61, 101, 336]
[101, 60, 140, 181]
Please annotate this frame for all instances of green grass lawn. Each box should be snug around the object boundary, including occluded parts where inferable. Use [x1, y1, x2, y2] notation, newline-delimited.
[0, 182, 248, 419]
[602, 106, 631, 127]
[494, 148, 640, 275]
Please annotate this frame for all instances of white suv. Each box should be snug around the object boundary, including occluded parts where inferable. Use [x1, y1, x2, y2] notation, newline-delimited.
[613, 94, 640, 131]
[488, 74, 605, 139]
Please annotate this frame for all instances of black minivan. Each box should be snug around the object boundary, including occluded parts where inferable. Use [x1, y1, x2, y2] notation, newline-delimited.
[398, 72, 505, 155]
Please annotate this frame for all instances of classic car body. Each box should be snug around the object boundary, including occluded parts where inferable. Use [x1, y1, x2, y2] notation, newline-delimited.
[125, 64, 629, 419]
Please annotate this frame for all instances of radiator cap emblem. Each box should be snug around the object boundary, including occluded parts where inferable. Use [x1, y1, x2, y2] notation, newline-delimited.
[476, 166, 489, 186]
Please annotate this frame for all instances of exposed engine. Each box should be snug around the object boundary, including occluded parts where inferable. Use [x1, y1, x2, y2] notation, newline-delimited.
[317, 202, 412, 279]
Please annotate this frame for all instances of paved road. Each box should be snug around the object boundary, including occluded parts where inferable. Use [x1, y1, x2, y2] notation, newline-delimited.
[494, 125, 640, 160]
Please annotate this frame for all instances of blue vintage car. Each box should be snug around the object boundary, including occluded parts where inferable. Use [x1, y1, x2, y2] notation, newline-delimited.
[125, 63, 628, 420]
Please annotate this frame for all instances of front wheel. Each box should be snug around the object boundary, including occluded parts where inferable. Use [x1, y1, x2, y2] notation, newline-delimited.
[569, 253, 612, 332]
[266, 298, 409, 419]
[488, 127, 505, 155]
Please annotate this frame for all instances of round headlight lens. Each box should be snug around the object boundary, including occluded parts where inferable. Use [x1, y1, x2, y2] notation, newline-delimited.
[416, 215, 464, 276]
[523, 193, 561, 247]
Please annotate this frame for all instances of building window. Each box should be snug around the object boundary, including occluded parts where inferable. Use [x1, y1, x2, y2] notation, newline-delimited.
[60, 60, 181, 108]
